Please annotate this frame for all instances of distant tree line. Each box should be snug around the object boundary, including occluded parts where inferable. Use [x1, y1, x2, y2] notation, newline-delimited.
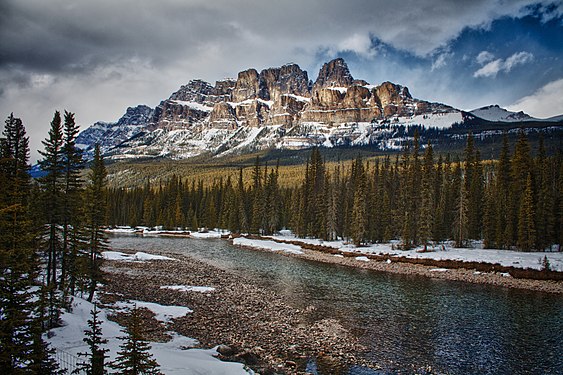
[108, 131, 562, 252]
[0, 112, 108, 373]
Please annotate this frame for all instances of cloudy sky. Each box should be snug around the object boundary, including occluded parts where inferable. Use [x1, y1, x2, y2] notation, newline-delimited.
[1, 0, 562, 161]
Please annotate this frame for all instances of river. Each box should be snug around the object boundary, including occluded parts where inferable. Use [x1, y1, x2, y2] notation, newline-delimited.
[108, 235, 563, 375]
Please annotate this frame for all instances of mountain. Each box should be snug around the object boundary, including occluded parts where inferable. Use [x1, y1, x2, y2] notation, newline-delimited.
[76, 105, 153, 158]
[77, 58, 562, 160]
[469, 105, 537, 122]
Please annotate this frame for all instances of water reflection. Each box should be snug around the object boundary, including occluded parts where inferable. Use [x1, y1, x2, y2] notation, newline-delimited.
[108, 235, 563, 374]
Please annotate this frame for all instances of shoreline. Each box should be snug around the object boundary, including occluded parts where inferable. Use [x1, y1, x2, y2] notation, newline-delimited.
[232, 237, 563, 294]
[101, 235, 562, 374]
[101, 250, 373, 374]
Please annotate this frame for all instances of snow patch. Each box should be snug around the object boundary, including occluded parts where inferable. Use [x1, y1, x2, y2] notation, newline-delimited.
[170, 100, 213, 112]
[233, 237, 304, 255]
[268, 231, 563, 272]
[161, 285, 216, 293]
[114, 300, 192, 323]
[47, 297, 251, 375]
[102, 251, 175, 262]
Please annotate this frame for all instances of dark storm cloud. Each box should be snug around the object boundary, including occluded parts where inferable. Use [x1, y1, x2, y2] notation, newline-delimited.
[1, 0, 561, 162]
[3, 0, 556, 81]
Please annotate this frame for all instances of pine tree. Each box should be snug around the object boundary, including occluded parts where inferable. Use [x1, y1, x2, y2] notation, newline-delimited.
[350, 157, 367, 246]
[250, 157, 264, 234]
[0, 114, 58, 373]
[75, 304, 109, 375]
[454, 173, 469, 248]
[534, 136, 555, 251]
[61, 111, 84, 299]
[517, 174, 536, 251]
[38, 111, 65, 293]
[111, 306, 161, 375]
[419, 142, 435, 250]
[495, 134, 511, 248]
[84, 145, 108, 302]
[509, 131, 533, 247]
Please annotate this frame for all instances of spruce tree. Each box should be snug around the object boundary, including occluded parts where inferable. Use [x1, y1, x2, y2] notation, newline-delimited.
[517, 174, 536, 251]
[61, 111, 84, 298]
[111, 306, 161, 375]
[75, 304, 108, 375]
[84, 145, 108, 302]
[0, 114, 58, 373]
[419, 142, 435, 250]
[38, 111, 65, 292]
[350, 157, 367, 246]
[495, 134, 511, 248]
[454, 169, 468, 248]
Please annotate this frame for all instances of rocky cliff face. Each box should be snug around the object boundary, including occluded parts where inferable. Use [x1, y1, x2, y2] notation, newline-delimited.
[81, 58, 475, 160]
[76, 104, 153, 157]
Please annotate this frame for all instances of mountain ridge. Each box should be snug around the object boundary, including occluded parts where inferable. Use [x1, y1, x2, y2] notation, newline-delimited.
[76, 58, 562, 160]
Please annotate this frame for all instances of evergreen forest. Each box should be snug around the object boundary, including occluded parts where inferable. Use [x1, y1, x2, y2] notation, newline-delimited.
[107, 131, 562, 252]
[1, 112, 108, 373]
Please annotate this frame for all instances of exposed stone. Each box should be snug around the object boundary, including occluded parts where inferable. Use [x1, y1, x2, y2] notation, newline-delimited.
[342, 85, 371, 108]
[82, 57, 470, 158]
[213, 79, 236, 99]
[150, 100, 210, 130]
[170, 79, 215, 104]
[232, 69, 260, 102]
[209, 102, 237, 129]
[258, 63, 310, 102]
[313, 58, 354, 91]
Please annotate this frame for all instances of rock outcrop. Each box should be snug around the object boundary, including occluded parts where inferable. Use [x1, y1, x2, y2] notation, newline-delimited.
[80, 57, 478, 160]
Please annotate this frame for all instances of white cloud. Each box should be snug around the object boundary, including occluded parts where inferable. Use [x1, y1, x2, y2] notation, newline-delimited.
[476, 51, 495, 65]
[337, 33, 377, 58]
[507, 78, 563, 118]
[474, 59, 504, 77]
[504, 51, 534, 71]
[473, 51, 534, 77]
[431, 50, 454, 71]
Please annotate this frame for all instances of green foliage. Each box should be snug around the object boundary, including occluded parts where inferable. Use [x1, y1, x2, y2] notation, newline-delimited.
[84, 145, 108, 302]
[111, 307, 161, 375]
[75, 304, 108, 375]
[0, 114, 59, 373]
[105, 132, 562, 252]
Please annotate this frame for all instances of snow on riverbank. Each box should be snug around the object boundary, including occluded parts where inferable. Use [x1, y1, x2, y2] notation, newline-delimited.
[47, 297, 252, 375]
[233, 237, 304, 255]
[263, 232, 563, 272]
[103, 251, 175, 262]
[105, 227, 228, 238]
[161, 285, 216, 293]
[114, 300, 193, 323]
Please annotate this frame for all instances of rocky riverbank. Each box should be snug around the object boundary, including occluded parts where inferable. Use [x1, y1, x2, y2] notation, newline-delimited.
[234, 237, 563, 294]
[100, 250, 372, 374]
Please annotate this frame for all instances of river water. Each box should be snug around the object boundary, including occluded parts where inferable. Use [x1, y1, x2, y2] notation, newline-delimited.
[108, 235, 563, 375]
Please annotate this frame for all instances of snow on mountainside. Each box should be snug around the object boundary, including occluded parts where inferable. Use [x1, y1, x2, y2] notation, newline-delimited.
[76, 105, 153, 157]
[469, 104, 536, 122]
[77, 58, 560, 161]
[546, 114, 563, 122]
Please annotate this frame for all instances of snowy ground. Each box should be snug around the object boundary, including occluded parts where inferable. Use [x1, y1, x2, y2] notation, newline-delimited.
[233, 237, 304, 255]
[106, 227, 563, 272]
[103, 251, 175, 262]
[105, 227, 227, 239]
[47, 251, 252, 374]
[262, 231, 563, 272]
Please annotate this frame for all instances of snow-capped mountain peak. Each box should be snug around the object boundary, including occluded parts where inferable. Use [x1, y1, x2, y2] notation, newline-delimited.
[75, 58, 562, 161]
[469, 104, 536, 122]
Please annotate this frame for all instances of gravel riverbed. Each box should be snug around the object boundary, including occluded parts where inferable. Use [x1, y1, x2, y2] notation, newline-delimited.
[100, 239, 562, 374]
[101, 250, 370, 374]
